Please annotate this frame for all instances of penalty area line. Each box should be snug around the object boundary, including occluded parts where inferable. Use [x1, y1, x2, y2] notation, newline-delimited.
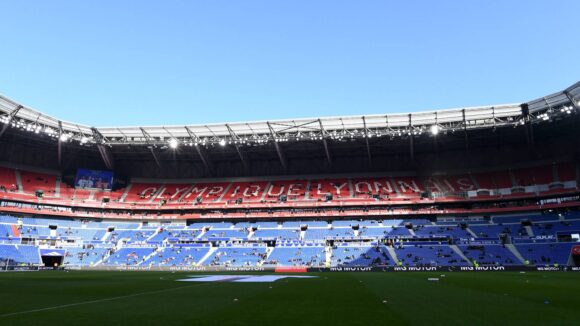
[0, 282, 214, 318]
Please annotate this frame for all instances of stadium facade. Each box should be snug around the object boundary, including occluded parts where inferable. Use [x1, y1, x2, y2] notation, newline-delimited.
[0, 82, 579, 271]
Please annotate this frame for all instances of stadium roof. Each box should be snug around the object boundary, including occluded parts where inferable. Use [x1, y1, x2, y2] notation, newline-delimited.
[0, 82, 578, 148]
[0, 82, 580, 178]
[0, 82, 578, 176]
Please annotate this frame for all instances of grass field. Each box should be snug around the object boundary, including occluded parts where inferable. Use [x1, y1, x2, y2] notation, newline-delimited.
[0, 271, 578, 325]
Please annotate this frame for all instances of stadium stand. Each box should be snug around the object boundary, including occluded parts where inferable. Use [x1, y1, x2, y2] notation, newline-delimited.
[0, 163, 577, 212]
[1, 211, 579, 269]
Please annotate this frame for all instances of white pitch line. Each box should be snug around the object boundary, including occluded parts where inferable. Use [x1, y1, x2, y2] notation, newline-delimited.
[0, 282, 213, 318]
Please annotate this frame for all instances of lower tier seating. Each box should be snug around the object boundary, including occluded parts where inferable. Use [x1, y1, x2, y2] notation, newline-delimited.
[1, 213, 579, 268]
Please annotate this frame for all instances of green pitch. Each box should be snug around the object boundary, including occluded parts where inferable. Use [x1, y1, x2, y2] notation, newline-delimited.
[0, 271, 578, 325]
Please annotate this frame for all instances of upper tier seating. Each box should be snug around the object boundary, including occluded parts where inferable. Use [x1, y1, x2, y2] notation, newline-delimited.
[0, 163, 575, 213]
[20, 171, 57, 196]
[0, 167, 18, 191]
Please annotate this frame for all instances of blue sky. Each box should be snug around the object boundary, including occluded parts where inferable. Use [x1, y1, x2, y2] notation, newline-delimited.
[0, 1, 578, 127]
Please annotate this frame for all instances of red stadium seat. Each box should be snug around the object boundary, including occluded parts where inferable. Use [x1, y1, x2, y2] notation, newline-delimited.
[0, 167, 17, 191]
[19, 170, 57, 196]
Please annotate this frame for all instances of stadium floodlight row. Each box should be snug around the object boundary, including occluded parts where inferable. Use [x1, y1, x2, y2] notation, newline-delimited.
[0, 82, 578, 148]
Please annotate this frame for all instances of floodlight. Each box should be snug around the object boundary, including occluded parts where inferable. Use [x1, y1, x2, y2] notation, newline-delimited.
[430, 125, 440, 135]
[168, 138, 179, 149]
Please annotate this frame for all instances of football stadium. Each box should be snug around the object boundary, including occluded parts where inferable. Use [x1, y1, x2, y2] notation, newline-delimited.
[0, 82, 579, 324]
[0, 0, 580, 325]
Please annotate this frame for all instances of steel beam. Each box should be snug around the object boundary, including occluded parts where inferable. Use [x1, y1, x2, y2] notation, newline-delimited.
[91, 127, 114, 169]
[0, 105, 22, 138]
[564, 91, 580, 110]
[140, 127, 162, 169]
[185, 126, 214, 176]
[267, 122, 288, 171]
[318, 119, 332, 167]
[362, 116, 372, 165]
[408, 114, 414, 161]
[226, 124, 249, 171]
